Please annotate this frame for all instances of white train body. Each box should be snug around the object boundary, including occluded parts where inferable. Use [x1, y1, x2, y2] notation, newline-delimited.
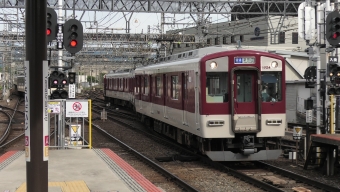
[104, 47, 286, 161]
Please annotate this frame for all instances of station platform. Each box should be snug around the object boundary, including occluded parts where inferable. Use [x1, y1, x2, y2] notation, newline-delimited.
[304, 134, 340, 176]
[311, 133, 340, 146]
[0, 148, 163, 192]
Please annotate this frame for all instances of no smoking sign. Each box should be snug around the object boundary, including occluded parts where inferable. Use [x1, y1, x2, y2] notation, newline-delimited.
[66, 100, 88, 117]
[73, 102, 82, 111]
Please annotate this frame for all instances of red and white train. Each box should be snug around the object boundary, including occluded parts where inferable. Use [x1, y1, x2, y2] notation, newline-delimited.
[104, 47, 286, 161]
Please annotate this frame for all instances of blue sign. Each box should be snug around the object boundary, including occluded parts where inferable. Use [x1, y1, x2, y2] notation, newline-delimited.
[234, 57, 255, 64]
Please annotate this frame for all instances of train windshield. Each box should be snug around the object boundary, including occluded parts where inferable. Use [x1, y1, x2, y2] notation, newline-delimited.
[261, 72, 282, 102]
[206, 72, 228, 103]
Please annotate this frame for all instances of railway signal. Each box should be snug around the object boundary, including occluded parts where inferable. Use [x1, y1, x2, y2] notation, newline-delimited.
[68, 72, 76, 84]
[51, 89, 68, 99]
[46, 8, 57, 43]
[49, 71, 69, 99]
[326, 11, 340, 47]
[304, 66, 316, 88]
[328, 63, 339, 77]
[49, 71, 68, 88]
[63, 19, 83, 54]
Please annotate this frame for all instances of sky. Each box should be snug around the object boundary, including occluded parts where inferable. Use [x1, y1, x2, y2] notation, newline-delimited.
[75, 11, 230, 35]
[0, 8, 230, 36]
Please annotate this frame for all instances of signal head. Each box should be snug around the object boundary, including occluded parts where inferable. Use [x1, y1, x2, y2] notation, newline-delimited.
[326, 11, 340, 47]
[51, 90, 68, 99]
[328, 88, 336, 95]
[68, 72, 76, 84]
[63, 19, 83, 54]
[46, 8, 57, 43]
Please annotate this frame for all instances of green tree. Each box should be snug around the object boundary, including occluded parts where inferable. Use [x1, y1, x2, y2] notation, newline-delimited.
[87, 76, 98, 83]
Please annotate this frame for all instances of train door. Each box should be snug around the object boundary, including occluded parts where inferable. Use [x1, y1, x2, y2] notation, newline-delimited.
[195, 72, 200, 128]
[231, 69, 261, 133]
[182, 72, 188, 125]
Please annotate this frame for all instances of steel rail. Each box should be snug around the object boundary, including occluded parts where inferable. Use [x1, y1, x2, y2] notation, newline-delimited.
[257, 161, 340, 192]
[86, 117, 199, 192]
[91, 106, 287, 191]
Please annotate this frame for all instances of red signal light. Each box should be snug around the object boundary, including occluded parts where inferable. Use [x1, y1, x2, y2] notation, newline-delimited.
[47, 28, 51, 36]
[333, 32, 340, 39]
[62, 80, 67, 85]
[53, 79, 58, 85]
[70, 40, 77, 47]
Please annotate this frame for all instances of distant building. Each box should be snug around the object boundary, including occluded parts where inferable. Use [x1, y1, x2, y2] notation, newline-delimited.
[167, 16, 307, 54]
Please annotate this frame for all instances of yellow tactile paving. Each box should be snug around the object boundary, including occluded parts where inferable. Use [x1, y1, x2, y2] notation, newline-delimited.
[15, 180, 90, 192]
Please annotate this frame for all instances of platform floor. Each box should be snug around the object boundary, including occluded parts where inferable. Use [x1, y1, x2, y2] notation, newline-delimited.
[0, 148, 162, 192]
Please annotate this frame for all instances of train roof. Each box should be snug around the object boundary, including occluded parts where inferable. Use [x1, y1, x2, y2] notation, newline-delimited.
[146, 46, 288, 67]
[106, 46, 288, 76]
[105, 69, 134, 78]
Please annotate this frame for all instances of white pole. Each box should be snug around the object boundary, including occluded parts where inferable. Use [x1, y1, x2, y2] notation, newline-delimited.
[57, 0, 63, 69]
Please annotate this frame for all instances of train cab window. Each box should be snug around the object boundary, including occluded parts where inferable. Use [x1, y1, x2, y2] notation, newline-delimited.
[144, 76, 149, 95]
[206, 72, 228, 103]
[261, 72, 282, 102]
[236, 74, 252, 102]
[171, 76, 179, 99]
[156, 76, 162, 96]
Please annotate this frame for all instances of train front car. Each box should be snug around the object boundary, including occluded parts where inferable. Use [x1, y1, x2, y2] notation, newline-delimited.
[201, 50, 286, 161]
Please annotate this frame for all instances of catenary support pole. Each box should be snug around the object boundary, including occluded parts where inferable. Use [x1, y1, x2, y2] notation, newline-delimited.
[25, 0, 48, 191]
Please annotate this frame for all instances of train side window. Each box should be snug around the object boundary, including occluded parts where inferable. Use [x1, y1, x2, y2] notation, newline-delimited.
[144, 76, 149, 95]
[261, 72, 282, 102]
[171, 75, 179, 99]
[135, 77, 140, 94]
[156, 76, 162, 96]
[206, 72, 228, 103]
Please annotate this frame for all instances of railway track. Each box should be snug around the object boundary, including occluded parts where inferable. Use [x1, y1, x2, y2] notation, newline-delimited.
[0, 96, 25, 155]
[89, 99, 340, 191]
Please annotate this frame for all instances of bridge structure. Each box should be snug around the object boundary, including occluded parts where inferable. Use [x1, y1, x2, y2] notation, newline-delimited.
[0, 0, 303, 83]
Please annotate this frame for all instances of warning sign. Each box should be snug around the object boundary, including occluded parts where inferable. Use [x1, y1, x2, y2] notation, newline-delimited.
[293, 126, 303, 140]
[69, 124, 82, 144]
[66, 100, 88, 117]
[48, 101, 61, 114]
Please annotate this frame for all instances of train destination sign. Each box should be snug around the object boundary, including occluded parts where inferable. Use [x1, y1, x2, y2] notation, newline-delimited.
[234, 57, 255, 64]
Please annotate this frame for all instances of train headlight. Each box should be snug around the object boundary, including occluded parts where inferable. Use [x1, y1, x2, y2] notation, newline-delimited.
[270, 61, 278, 68]
[210, 61, 218, 69]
